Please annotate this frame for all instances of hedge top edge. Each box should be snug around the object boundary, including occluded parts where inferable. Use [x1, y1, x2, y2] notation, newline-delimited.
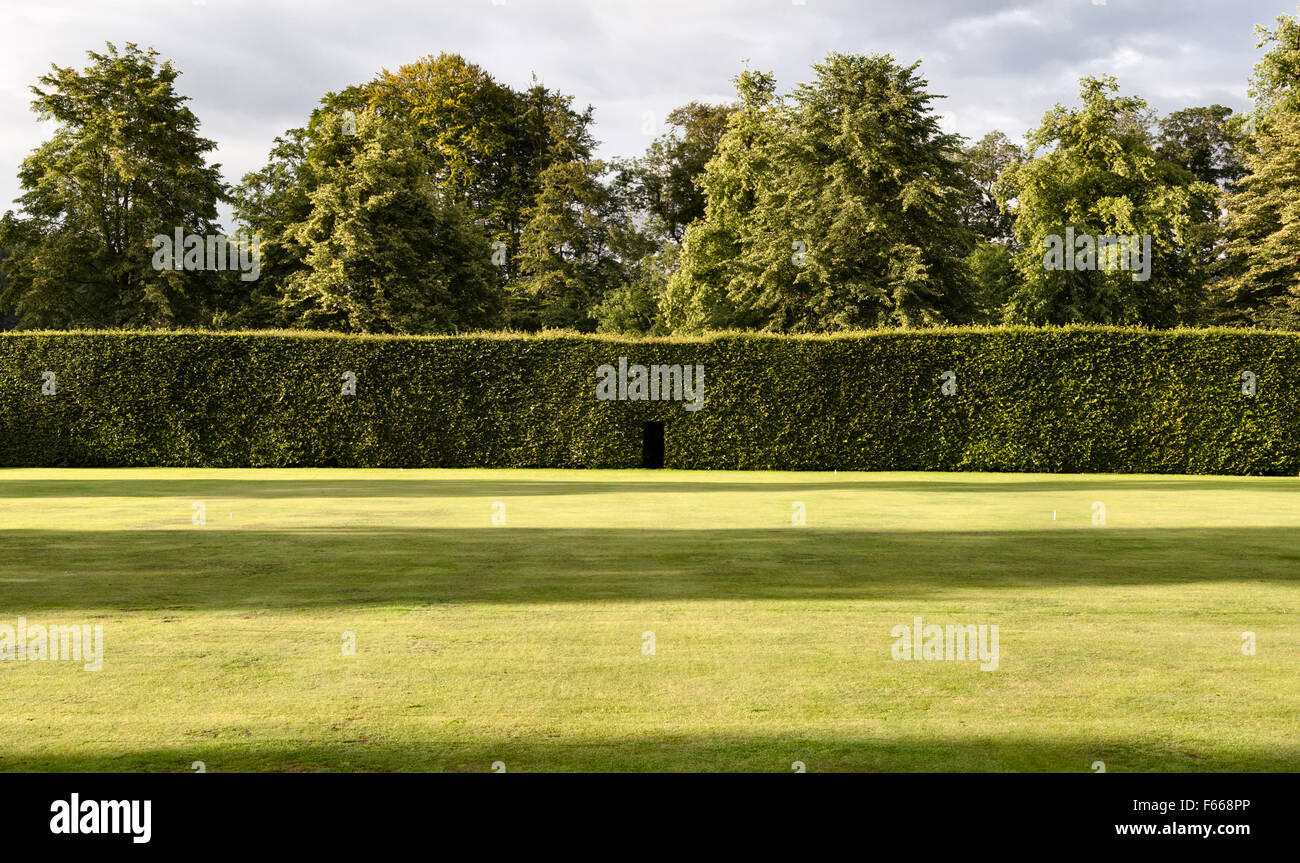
[5, 325, 1300, 343]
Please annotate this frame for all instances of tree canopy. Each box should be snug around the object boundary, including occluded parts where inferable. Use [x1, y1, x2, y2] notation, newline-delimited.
[1219, 11, 1300, 326]
[664, 55, 977, 332]
[0, 43, 229, 328]
[998, 77, 1219, 327]
[6, 9, 1300, 336]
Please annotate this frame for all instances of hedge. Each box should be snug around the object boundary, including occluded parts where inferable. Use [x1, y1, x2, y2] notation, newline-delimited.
[1, 326, 1298, 474]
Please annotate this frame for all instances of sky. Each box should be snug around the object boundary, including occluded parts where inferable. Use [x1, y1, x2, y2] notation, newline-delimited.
[1, 0, 1296, 227]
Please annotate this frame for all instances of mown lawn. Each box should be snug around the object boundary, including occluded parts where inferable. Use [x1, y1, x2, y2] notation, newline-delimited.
[0, 467, 1297, 772]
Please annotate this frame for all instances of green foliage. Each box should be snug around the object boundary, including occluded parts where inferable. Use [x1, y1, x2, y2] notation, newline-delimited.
[8, 26, 1300, 338]
[965, 242, 1021, 324]
[626, 102, 735, 243]
[1154, 105, 1244, 319]
[1218, 10, 1300, 328]
[1249, 9, 1300, 121]
[3, 327, 1299, 475]
[0, 43, 230, 329]
[278, 110, 500, 333]
[360, 54, 596, 281]
[959, 131, 1026, 245]
[234, 52, 600, 330]
[1156, 105, 1247, 188]
[513, 159, 652, 331]
[1219, 109, 1300, 326]
[0, 246, 15, 330]
[227, 128, 311, 328]
[666, 55, 976, 333]
[1001, 77, 1219, 327]
[592, 245, 677, 335]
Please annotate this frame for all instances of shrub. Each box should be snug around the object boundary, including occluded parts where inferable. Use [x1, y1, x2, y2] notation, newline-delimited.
[2, 327, 1297, 474]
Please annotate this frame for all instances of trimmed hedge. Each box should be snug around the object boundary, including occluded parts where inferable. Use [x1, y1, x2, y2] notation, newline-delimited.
[1, 327, 1298, 474]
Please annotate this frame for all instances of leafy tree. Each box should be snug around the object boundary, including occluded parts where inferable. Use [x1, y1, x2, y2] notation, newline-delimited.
[665, 54, 976, 333]
[1155, 105, 1245, 322]
[1217, 110, 1300, 326]
[278, 110, 499, 333]
[1156, 105, 1247, 189]
[592, 244, 677, 335]
[1000, 76, 1219, 327]
[1219, 10, 1300, 326]
[959, 131, 1025, 245]
[965, 241, 1021, 324]
[1248, 9, 1300, 121]
[226, 127, 310, 327]
[628, 102, 735, 243]
[956, 132, 1027, 323]
[360, 55, 595, 278]
[235, 53, 598, 329]
[661, 69, 778, 332]
[590, 101, 735, 334]
[0, 43, 229, 328]
[514, 159, 653, 330]
[0, 246, 15, 330]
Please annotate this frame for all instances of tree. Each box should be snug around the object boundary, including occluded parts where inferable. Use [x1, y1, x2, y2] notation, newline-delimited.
[591, 101, 735, 335]
[278, 110, 499, 333]
[0, 245, 16, 330]
[592, 244, 677, 335]
[965, 241, 1020, 324]
[956, 132, 1027, 324]
[1156, 106, 1247, 189]
[628, 102, 735, 243]
[226, 127, 310, 327]
[664, 54, 976, 332]
[1000, 76, 1219, 327]
[1219, 9, 1300, 326]
[0, 43, 229, 328]
[361, 55, 595, 281]
[234, 52, 600, 329]
[1155, 105, 1246, 322]
[1218, 111, 1300, 326]
[1247, 9, 1300, 122]
[959, 131, 1026, 245]
[514, 159, 652, 330]
[660, 69, 777, 332]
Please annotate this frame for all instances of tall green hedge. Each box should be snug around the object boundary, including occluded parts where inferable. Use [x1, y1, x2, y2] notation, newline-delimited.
[1, 327, 1297, 473]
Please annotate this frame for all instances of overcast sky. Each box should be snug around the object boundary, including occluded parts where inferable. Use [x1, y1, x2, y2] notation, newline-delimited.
[2, 0, 1296, 226]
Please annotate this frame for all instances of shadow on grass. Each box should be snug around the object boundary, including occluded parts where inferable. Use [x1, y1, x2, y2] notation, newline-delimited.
[2, 475, 1293, 499]
[2, 526, 1298, 611]
[5, 734, 1297, 772]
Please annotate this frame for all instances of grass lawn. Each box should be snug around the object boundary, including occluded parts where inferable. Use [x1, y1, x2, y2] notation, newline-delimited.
[1, 467, 1297, 772]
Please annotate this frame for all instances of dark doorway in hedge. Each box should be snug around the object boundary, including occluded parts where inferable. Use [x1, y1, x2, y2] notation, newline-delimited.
[641, 422, 665, 468]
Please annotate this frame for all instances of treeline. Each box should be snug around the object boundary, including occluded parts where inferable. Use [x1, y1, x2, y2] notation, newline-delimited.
[2, 7, 1299, 334]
